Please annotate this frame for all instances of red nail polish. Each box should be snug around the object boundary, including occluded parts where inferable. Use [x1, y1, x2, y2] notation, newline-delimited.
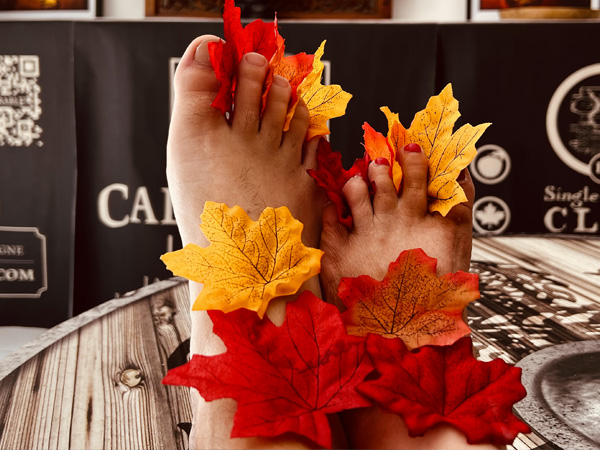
[374, 157, 390, 166]
[404, 143, 422, 153]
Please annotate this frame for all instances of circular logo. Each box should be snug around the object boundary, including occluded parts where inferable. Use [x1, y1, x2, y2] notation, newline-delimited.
[547, 63, 600, 183]
[473, 196, 511, 235]
[471, 145, 511, 185]
[591, 153, 600, 184]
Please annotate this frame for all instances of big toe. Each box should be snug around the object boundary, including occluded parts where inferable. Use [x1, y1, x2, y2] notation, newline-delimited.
[397, 143, 428, 217]
[169, 35, 225, 147]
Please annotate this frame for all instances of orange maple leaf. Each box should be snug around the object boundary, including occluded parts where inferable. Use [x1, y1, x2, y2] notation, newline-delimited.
[290, 41, 352, 139]
[381, 84, 491, 216]
[338, 248, 479, 350]
[161, 202, 323, 318]
[274, 51, 314, 131]
[362, 122, 402, 191]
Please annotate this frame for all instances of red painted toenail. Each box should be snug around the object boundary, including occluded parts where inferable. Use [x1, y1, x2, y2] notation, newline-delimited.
[246, 52, 267, 67]
[404, 143, 422, 153]
[374, 157, 390, 166]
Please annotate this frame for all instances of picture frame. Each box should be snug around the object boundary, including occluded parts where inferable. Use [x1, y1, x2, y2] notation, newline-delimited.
[0, 0, 96, 20]
[146, 0, 391, 19]
[470, 0, 599, 21]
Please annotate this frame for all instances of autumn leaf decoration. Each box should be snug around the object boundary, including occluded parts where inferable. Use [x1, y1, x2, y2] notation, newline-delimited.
[339, 248, 479, 350]
[161, 202, 323, 318]
[208, 0, 351, 138]
[370, 84, 491, 216]
[362, 122, 403, 191]
[358, 336, 531, 445]
[307, 139, 371, 229]
[208, 0, 281, 116]
[336, 248, 530, 444]
[163, 292, 373, 449]
[291, 41, 353, 139]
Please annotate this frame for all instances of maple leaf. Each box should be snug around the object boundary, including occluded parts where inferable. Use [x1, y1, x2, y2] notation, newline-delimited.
[275, 51, 315, 131]
[162, 291, 373, 449]
[161, 202, 323, 318]
[307, 139, 371, 229]
[381, 84, 491, 216]
[294, 41, 353, 139]
[208, 0, 281, 116]
[475, 202, 506, 228]
[358, 336, 531, 445]
[339, 248, 479, 350]
[362, 122, 403, 191]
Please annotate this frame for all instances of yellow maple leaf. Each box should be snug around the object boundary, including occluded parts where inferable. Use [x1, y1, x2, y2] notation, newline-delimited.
[161, 202, 323, 318]
[381, 84, 491, 216]
[288, 41, 352, 139]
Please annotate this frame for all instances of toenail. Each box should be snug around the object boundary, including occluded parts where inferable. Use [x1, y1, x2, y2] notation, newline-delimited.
[404, 143, 422, 153]
[194, 40, 216, 65]
[245, 52, 267, 67]
[374, 157, 390, 166]
[272, 75, 289, 88]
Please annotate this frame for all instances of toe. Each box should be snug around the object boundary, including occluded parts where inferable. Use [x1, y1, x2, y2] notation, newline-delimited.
[302, 136, 320, 170]
[282, 100, 310, 154]
[446, 168, 475, 227]
[260, 75, 291, 145]
[171, 35, 224, 125]
[231, 52, 269, 135]
[369, 159, 397, 214]
[397, 143, 428, 217]
[322, 201, 349, 243]
[343, 176, 373, 232]
[168, 35, 227, 164]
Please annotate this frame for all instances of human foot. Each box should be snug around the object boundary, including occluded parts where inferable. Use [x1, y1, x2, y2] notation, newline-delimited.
[167, 36, 329, 448]
[319, 143, 474, 309]
[168, 35, 324, 251]
[319, 145, 497, 450]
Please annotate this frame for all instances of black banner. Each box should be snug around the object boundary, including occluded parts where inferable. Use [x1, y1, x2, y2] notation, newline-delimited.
[71, 22, 438, 313]
[438, 23, 600, 236]
[3, 21, 599, 323]
[0, 22, 77, 327]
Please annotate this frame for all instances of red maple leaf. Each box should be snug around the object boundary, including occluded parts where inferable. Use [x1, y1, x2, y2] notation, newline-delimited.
[162, 291, 373, 448]
[208, 0, 281, 115]
[358, 335, 531, 445]
[307, 139, 371, 229]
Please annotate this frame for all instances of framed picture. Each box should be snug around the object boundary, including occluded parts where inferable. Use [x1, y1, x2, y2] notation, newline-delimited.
[470, 0, 599, 20]
[146, 0, 391, 19]
[0, 0, 96, 19]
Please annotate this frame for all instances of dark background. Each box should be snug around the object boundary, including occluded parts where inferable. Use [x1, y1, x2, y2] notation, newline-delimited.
[1, 21, 599, 326]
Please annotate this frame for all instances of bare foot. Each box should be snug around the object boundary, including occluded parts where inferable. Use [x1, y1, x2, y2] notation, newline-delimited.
[319, 144, 474, 309]
[319, 145, 499, 449]
[167, 35, 329, 449]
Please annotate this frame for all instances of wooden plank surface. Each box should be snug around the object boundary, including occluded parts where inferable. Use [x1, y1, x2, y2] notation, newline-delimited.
[1, 237, 599, 450]
[0, 279, 191, 450]
[470, 236, 600, 450]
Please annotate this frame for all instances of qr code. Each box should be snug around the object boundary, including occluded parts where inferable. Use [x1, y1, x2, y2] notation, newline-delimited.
[0, 55, 43, 147]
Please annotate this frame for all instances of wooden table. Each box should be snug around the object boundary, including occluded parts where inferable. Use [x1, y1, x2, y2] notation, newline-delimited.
[1, 236, 599, 450]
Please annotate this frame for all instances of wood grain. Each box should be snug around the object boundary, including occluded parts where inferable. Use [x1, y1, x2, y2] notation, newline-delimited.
[0, 279, 191, 450]
[1, 237, 599, 449]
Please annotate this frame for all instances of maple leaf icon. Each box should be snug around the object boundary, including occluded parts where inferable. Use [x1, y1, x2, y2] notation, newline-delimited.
[475, 202, 506, 229]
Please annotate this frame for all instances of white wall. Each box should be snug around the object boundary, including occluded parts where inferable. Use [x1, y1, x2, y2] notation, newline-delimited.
[392, 0, 467, 21]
